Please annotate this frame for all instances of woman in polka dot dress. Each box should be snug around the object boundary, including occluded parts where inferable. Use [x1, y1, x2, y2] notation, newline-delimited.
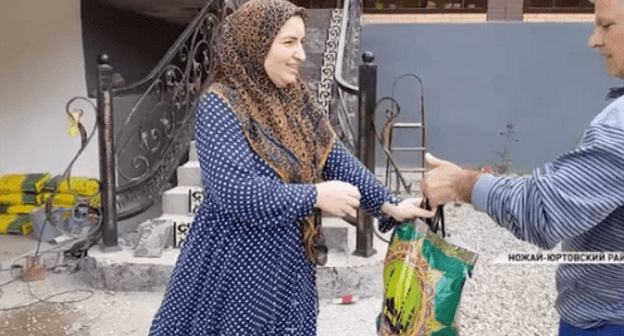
[148, 0, 434, 335]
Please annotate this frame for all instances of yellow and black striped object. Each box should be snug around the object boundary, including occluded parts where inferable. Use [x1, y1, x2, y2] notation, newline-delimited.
[0, 193, 44, 206]
[0, 214, 33, 235]
[0, 174, 50, 194]
[0, 204, 39, 214]
[41, 193, 77, 208]
[44, 176, 100, 197]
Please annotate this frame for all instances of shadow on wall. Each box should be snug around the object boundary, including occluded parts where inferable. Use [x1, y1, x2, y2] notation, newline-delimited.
[81, 0, 187, 98]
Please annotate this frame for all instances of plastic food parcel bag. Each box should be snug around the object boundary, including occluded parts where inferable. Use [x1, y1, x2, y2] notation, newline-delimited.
[377, 218, 478, 336]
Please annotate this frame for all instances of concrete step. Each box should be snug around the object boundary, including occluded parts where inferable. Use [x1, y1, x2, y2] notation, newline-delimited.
[82, 217, 392, 300]
[162, 186, 203, 216]
[83, 244, 388, 299]
[189, 140, 198, 161]
[159, 214, 195, 248]
[176, 160, 201, 187]
[162, 213, 366, 253]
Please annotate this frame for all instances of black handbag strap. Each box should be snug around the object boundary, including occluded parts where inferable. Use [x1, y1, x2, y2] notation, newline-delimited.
[421, 198, 446, 238]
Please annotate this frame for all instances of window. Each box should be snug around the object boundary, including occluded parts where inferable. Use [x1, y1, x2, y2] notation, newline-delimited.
[363, 0, 488, 12]
[524, 0, 593, 12]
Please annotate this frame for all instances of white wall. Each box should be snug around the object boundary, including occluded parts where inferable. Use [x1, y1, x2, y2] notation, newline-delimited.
[0, 0, 99, 179]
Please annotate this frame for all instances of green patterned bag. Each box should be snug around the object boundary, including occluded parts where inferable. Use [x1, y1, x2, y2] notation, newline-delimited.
[377, 215, 478, 336]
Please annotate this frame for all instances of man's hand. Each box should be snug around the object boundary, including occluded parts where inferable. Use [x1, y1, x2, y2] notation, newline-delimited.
[420, 153, 481, 207]
[381, 197, 435, 222]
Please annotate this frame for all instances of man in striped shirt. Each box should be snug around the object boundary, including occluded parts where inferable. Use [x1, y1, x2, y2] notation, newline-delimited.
[420, 0, 624, 334]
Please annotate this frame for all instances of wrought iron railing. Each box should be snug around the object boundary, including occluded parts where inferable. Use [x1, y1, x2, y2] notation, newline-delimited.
[110, 0, 236, 222]
[69, 0, 414, 251]
[65, 0, 241, 247]
[334, 0, 382, 257]
[334, 0, 361, 152]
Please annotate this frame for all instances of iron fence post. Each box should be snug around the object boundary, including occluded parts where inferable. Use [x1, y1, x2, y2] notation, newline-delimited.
[353, 51, 377, 258]
[97, 54, 120, 251]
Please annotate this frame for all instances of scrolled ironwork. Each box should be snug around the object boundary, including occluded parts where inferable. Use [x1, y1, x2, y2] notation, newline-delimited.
[65, 97, 99, 158]
[335, 0, 360, 95]
[90, 0, 238, 220]
[318, 9, 341, 117]
[333, 0, 362, 152]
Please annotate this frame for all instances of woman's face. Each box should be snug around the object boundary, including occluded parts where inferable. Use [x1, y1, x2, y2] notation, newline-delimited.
[264, 16, 306, 88]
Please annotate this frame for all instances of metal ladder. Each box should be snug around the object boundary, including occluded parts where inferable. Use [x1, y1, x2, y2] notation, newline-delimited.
[383, 74, 427, 195]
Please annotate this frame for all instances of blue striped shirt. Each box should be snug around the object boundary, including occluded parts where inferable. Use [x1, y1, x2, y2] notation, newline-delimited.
[472, 96, 624, 329]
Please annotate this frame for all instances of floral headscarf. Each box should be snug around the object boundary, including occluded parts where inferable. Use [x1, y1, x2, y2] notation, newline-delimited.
[207, 0, 336, 265]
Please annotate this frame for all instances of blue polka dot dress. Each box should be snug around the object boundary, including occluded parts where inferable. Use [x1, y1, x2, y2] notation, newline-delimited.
[148, 93, 401, 335]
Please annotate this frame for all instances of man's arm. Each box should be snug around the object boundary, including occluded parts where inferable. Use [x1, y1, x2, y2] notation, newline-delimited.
[421, 122, 624, 249]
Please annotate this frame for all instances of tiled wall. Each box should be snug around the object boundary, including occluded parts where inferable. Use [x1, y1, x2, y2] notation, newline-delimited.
[487, 0, 524, 20]
[363, 13, 594, 23]
[363, 13, 488, 23]
[523, 13, 595, 22]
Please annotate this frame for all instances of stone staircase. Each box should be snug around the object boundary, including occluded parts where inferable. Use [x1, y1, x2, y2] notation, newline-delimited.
[158, 140, 201, 248]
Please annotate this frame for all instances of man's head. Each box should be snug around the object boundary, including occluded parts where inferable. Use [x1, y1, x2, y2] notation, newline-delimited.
[589, 0, 624, 78]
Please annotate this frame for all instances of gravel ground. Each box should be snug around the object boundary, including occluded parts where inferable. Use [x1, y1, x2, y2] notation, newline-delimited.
[441, 202, 561, 336]
[317, 201, 562, 336]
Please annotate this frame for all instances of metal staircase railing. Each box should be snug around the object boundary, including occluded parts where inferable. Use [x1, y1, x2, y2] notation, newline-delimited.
[334, 0, 361, 153]
[69, 0, 420, 252]
[67, 0, 239, 248]
[335, 0, 385, 257]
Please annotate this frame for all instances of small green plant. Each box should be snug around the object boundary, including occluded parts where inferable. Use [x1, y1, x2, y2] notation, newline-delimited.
[493, 123, 520, 175]
[374, 2, 386, 8]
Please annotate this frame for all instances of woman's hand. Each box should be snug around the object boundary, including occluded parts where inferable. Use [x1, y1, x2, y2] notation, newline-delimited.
[381, 197, 435, 222]
[315, 181, 361, 218]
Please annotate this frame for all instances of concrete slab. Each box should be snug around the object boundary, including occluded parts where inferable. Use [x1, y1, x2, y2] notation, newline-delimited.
[176, 161, 201, 187]
[0, 212, 393, 303]
[158, 214, 195, 247]
[162, 185, 203, 216]
[78, 216, 392, 300]
[0, 267, 385, 336]
[82, 244, 178, 291]
[81, 242, 388, 300]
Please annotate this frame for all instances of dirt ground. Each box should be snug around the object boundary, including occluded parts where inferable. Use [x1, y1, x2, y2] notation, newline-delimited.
[0, 273, 382, 336]
[0, 235, 382, 336]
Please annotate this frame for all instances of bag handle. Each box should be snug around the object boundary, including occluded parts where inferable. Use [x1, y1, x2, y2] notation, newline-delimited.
[420, 198, 446, 238]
